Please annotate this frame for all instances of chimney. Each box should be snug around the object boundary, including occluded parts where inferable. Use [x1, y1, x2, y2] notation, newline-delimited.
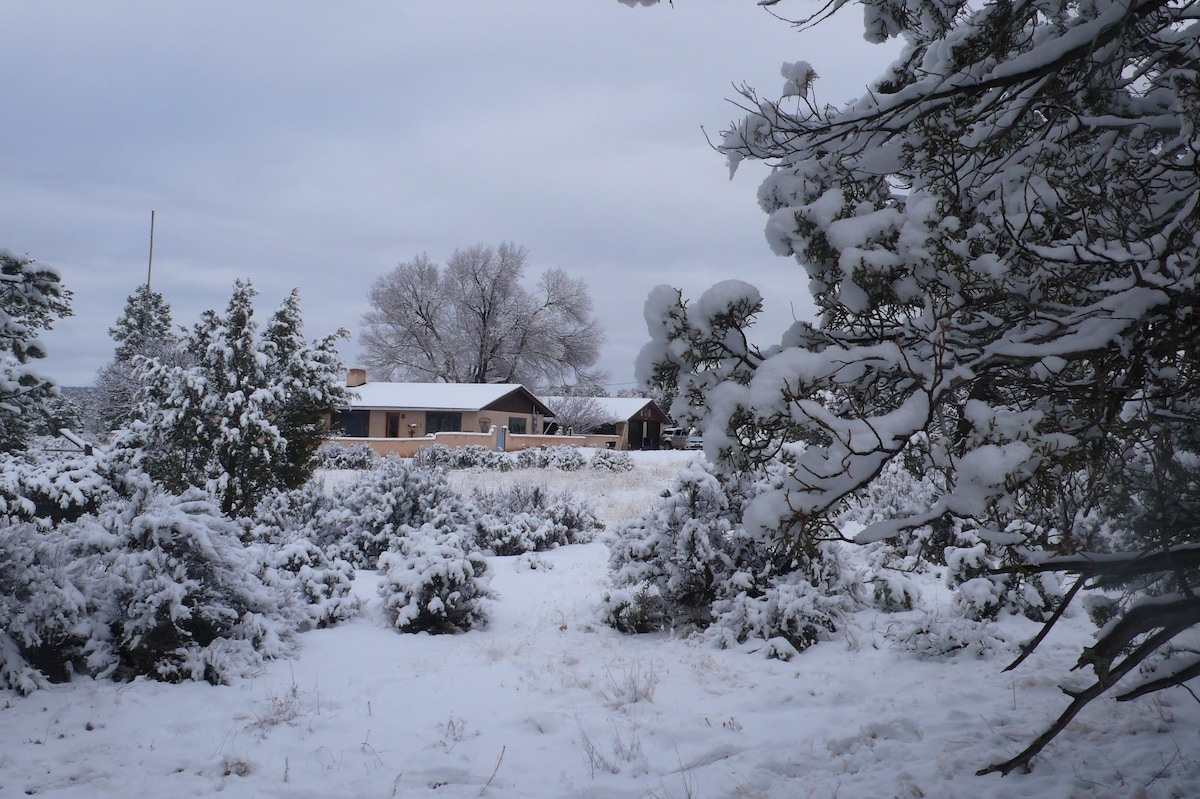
[347, 368, 367, 387]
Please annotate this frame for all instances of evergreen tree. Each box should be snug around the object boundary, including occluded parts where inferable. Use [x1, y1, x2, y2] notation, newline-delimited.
[0, 251, 73, 451]
[636, 0, 1200, 775]
[121, 280, 349, 516]
[94, 284, 179, 433]
[109, 284, 175, 362]
[262, 289, 350, 492]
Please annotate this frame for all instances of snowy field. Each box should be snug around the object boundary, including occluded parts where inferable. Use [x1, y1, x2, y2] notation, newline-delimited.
[1, 451, 1197, 799]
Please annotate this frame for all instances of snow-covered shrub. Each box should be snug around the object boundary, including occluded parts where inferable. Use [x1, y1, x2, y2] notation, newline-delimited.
[247, 481, 361, 627]
[545, 445, 586, 471]
[0, 451, 118, 527]
[332, 458, 480, 568]
[512, 445, 600, 471]
[886, 613, 1012, 660]
[864, 569, 921, 613]
[835, 450, 951, 566]
[1, 482, 305, 691]
[945, 540, 1007, 621]
[601, 585, 672, 635]
[603, 460, 777, 632]
[951, 576, 1005, 622]
[413, 444, 515, 471]
[708, 568, 853, 660]
[832, 460, 931, 614]
[249, 478, 352, 551]
[450, 444, 503, 470]
[377, 521, 491, 634]
[473, 484, 602, 555]
[474, 512, 564, 556]
[837, 450, 937, 529]
[259, 537, 360, 629]
[605, 457, 860, 647]
[845, 541, 924, 613]
[590, 448, 634, 473]
[514, 447, 549, 469]
[945, 532, 1063, 622]
[0, 521, 93, 692]
[544, 493, 603, 542]
[413, 443, 453, 469]
[313, 443, 380, 471]
[514, 551, 553, 572]
[97, 488, 303, 683]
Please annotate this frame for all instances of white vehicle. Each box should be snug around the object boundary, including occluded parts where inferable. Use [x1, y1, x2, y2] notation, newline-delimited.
[685, 434, 704, 450]
[661, 426, 687, 449]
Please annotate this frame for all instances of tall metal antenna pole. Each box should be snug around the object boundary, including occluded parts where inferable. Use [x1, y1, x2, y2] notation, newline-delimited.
[146, 210, 156, 290]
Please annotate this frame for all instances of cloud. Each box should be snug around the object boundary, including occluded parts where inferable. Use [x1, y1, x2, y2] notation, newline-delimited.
[1, 1, 894, 388]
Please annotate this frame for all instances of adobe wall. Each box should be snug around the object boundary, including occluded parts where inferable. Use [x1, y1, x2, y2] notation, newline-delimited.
[327, 427, 620, 457]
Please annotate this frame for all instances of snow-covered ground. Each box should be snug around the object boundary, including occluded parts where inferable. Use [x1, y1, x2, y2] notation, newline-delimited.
[2, 451, 1197, 798]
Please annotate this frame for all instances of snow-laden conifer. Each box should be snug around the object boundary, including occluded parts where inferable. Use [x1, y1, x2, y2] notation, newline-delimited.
[636, 0, 1200, 774]
[0, 469, 306, 691]
[120, 281, 348, 517]
[377, 520, 492, 634]
[0, 449, 118, 526]
[604, 458, 852, 642]
[0, 251, 72, 452]
[95, 487, 303, 683]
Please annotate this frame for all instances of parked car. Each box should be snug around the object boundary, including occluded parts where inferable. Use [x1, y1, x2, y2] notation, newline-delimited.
[662, 426, 687, 450]
[685, 434, 704, 450]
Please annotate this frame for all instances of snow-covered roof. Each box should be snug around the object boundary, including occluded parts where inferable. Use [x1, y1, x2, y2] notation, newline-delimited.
[544, 396, 670, 424]
[349, 382, 551, 414]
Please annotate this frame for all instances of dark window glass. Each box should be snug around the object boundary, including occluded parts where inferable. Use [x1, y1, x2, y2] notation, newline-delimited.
[508, 417, 527, 434]
[386, 413, 401, 438]
[426, 411, 462, 433]
[334, 410, 370, 437]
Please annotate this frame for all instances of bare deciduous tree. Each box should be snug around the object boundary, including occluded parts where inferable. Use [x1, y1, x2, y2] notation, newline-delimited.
[360, 242, 604, 386]
[544, 394, 612, 435]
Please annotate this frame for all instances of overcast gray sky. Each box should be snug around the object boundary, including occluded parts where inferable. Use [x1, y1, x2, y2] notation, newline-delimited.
[2, 1, 895, 390]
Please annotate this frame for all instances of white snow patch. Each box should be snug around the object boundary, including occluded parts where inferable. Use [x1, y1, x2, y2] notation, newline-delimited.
[1, 451, 1197, 797]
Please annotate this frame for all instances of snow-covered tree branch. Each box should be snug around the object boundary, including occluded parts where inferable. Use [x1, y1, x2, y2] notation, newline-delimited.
[637, 0, 1200, 775]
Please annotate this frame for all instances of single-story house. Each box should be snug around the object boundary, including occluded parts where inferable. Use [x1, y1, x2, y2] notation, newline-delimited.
[543, 396, 672, 451]
[332, 369, 555, 442]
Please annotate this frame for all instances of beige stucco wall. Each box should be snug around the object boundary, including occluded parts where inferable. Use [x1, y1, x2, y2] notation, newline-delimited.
[505, 433, 619, 451]
[328, 429, 498, 458]
[327, 427, 619, 458]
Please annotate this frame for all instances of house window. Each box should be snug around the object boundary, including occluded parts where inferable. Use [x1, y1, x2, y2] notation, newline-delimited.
[507, 417, 527, 434]
[385, 412, 401, 438]
[334, 410, 370, 438]
[426, 411, 462, 433]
